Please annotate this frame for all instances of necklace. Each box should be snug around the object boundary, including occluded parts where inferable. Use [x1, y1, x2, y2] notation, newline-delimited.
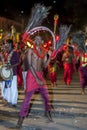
[33, 45, 45, 58]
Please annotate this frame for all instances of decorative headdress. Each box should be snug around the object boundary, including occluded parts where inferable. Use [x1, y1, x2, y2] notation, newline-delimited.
[22, 3, 52, 43]
[71, 31, 86, 52]
[22, 3, 71, 59]
[56, 25, 72, 50]
[50, 25, 72, 59]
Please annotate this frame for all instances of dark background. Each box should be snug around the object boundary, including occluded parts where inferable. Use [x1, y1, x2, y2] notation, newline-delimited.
[0, 0, 87, 31]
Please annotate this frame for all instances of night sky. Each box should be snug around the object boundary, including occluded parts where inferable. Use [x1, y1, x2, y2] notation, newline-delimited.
[0, 0, 87, 30]
[0, 0, 87, 17]
[0, 0, 65, 17]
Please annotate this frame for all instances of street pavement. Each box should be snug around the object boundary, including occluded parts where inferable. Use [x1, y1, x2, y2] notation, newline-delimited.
[0, 70, 87, 130]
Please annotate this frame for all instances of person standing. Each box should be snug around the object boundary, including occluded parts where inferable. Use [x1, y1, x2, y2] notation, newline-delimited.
[48, 58, 57, 87]
[62, 45, 75, 86]
[10, 36, 53, 129]
[0, 45, 5, 100]
[78, 38, 87, 94]
[21, 46, 29, 90]
[3, 39, 20, 107]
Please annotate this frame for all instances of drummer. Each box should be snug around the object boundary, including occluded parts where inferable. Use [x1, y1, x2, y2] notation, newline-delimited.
[0, 43, 5, 101]
[3, 39, 20, 107]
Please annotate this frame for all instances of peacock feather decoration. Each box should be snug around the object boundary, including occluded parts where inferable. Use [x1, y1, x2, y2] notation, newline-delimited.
[22, 3, 51, 42]
[71, 31, 86, 52]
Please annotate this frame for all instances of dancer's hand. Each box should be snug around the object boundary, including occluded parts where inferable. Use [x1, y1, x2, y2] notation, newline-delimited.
[37, 78, 44, 86]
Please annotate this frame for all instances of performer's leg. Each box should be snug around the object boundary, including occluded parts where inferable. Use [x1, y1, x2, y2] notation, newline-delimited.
[19, 90, 35, 117]
[79, 67, 86, 95]
[80, 78, 86, 95]
[39, 87, 53, 121]
[67, 69, 72, 85]
[63, 64, 69, 85]
[10, 89, 35, 129]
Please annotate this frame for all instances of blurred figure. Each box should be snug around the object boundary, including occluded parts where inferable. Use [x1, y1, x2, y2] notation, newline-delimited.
[0, 45, 5, 100]
[3, 39, 20, 107]
[14, 42, 23, 89]
[48, 58, 57, 87]
[21, 46, 29, 90]
[62, 45, 75, 86]
[78, 38, 87, 94]
[11, 36, 53, 129]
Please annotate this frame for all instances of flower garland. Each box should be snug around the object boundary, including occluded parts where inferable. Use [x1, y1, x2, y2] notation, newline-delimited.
[33, 44, 46, 58]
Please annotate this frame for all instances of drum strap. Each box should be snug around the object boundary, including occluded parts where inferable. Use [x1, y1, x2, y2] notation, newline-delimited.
[5, 79, 12, 88]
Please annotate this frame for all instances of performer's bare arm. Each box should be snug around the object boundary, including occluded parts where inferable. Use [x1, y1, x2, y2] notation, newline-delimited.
[43, 52, 51, 68]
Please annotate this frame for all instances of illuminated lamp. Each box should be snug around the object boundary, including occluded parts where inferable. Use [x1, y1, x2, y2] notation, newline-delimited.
[0, 34, 2, 39]
[62, 45, 67, 51]
[55, 35, 59, 41]
[31, 45, 34, 48]
[43, 43, 48, 48]
[0, 29, 3, 40]
[48, 40, 52, 45]
[27, 41, 33, 48]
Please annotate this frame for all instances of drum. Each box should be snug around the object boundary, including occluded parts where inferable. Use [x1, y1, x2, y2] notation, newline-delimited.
[0, 64, 13, 81]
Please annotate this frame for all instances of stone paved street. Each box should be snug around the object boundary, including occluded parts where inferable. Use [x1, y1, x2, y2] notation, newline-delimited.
[0, 70, 87, 130]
